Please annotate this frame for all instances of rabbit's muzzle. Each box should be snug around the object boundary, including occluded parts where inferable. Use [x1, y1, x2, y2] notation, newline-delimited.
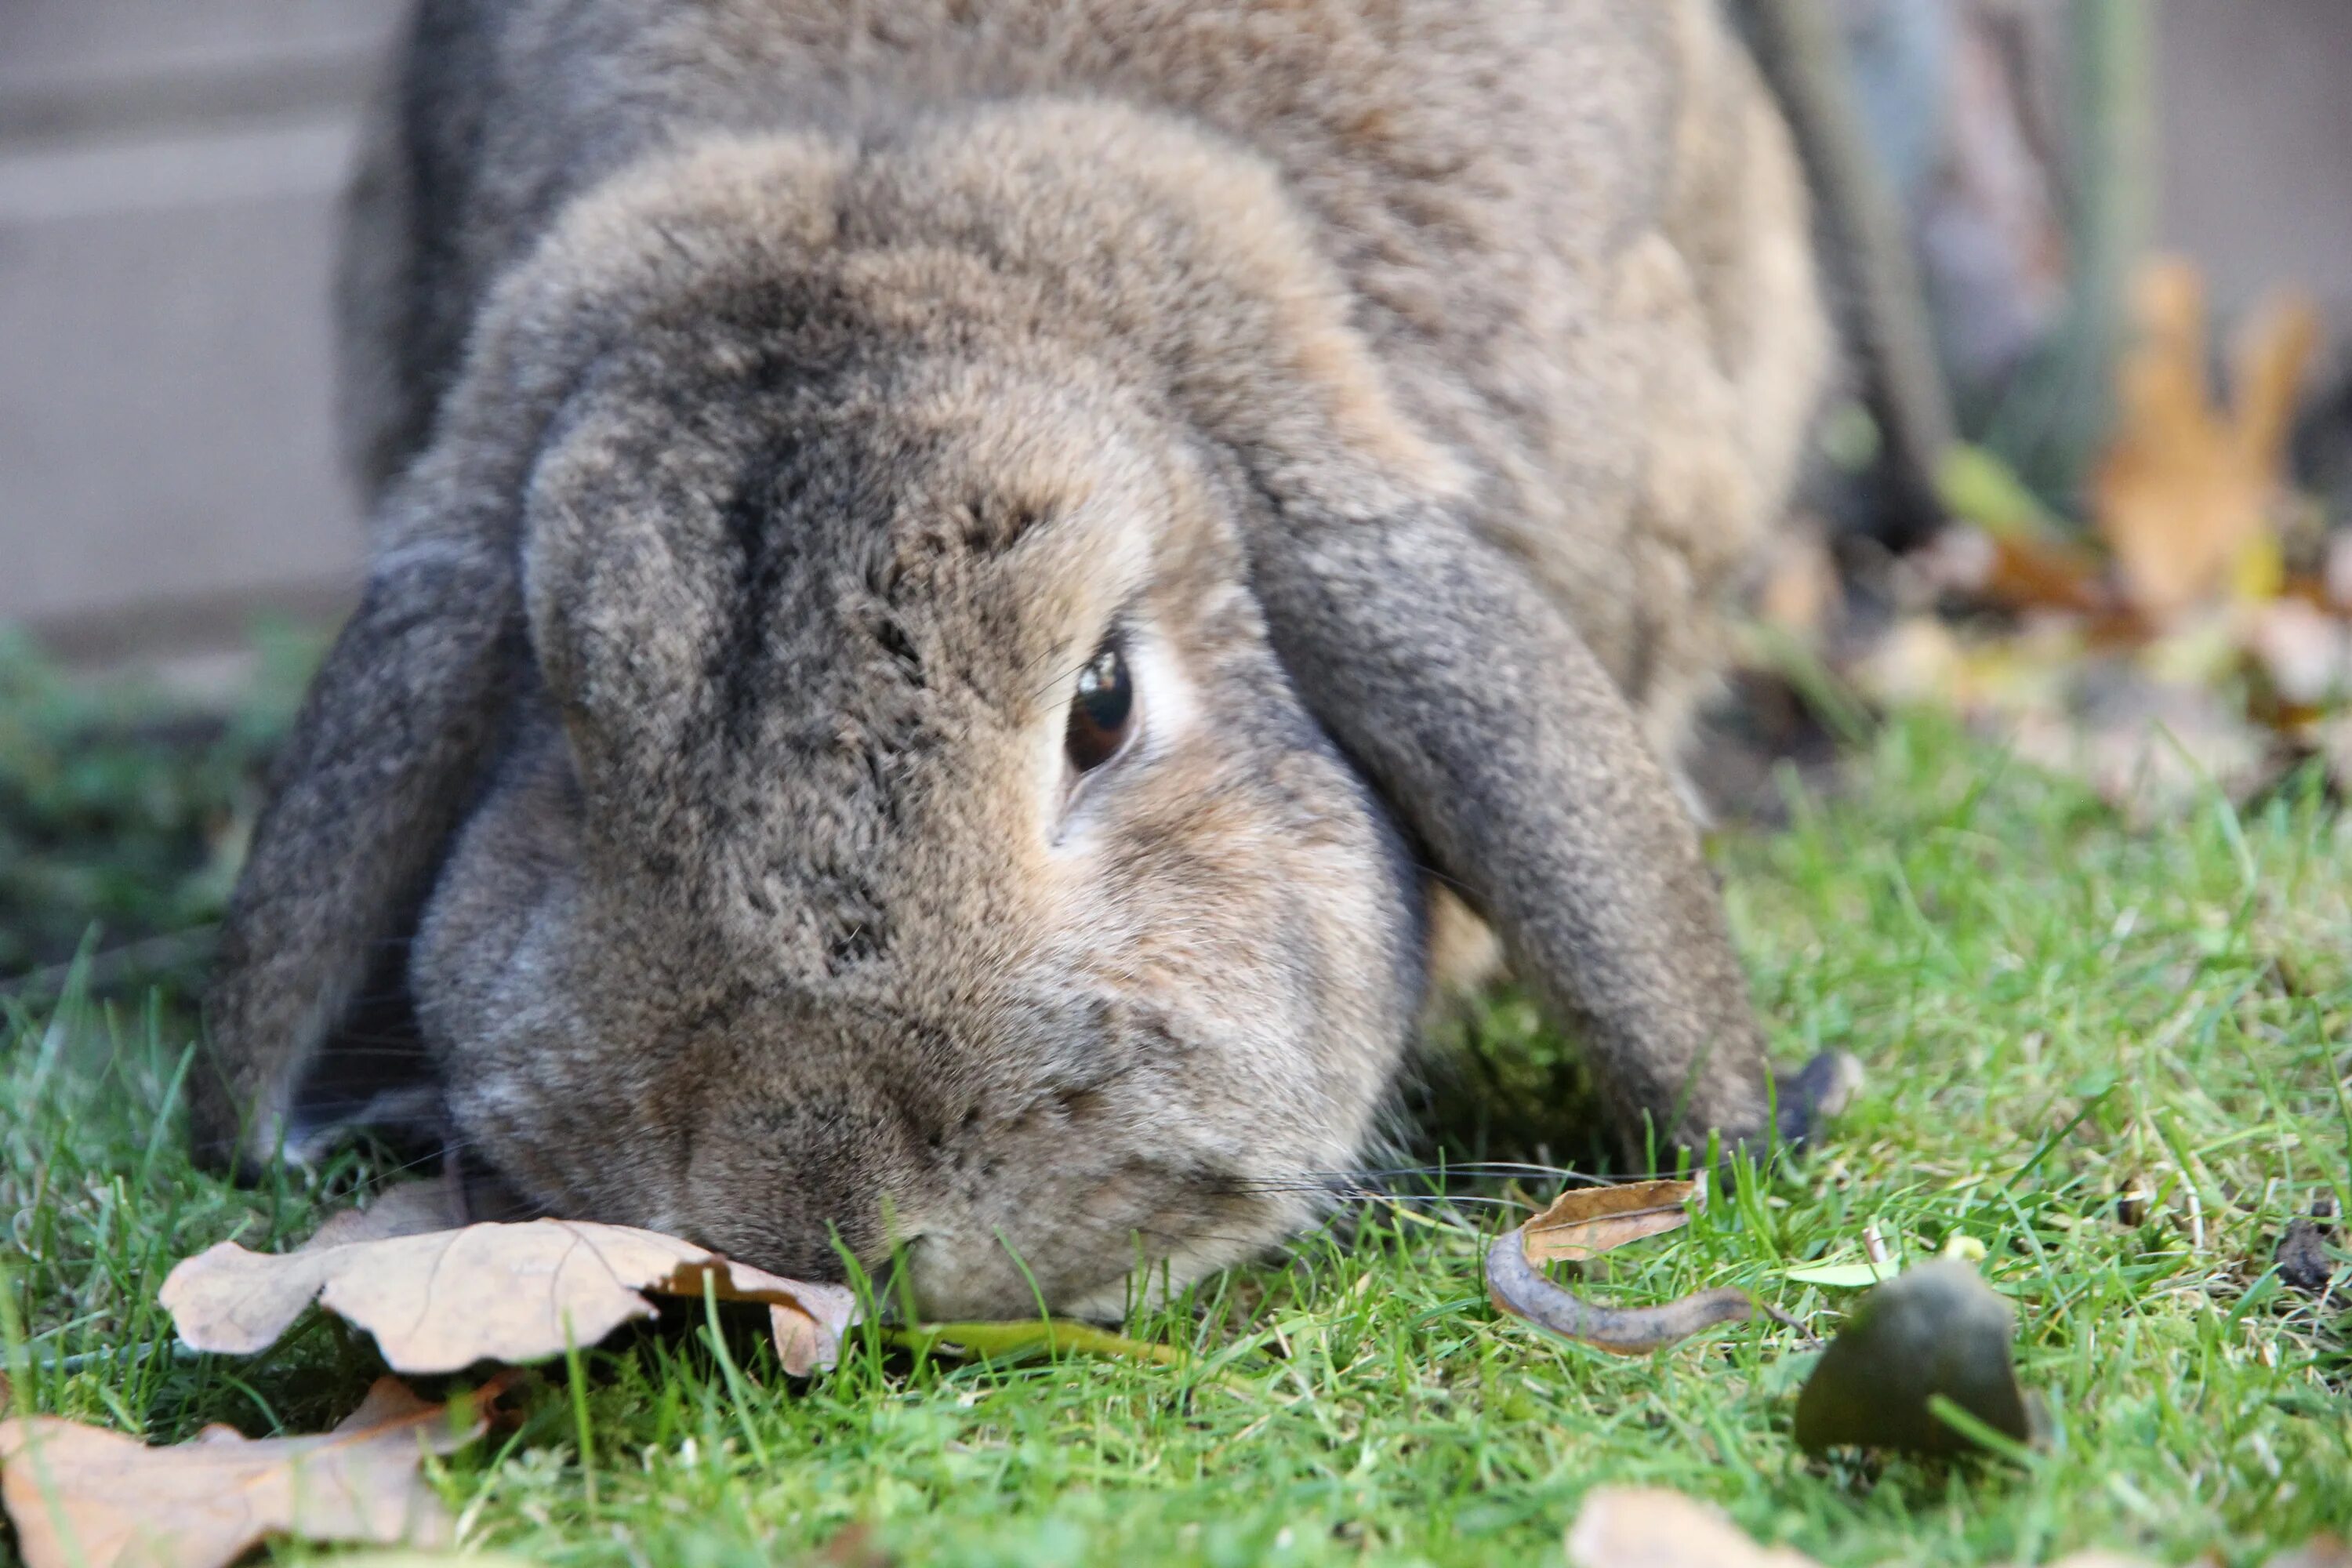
[408, 681, 1424, 1319]
[432, 947, 1356, 1318]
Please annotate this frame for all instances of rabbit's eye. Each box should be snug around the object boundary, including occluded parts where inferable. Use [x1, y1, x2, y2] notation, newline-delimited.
[1065, 645, 1134, 773]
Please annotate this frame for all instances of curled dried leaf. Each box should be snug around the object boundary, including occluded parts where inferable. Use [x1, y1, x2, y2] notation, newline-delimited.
[0, 1376, 499, 1568]
[1520, 1178, 1702, 1265]
[1564, 1486, 1822, 1568]
[162, 1211, 857, 1377]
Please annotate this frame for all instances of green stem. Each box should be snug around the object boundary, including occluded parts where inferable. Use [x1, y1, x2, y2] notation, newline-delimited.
[887, 1319, 1188, 1367]
[2060, 0, 2159, 488]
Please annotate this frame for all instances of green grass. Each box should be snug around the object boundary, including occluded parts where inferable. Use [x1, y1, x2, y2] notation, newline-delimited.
[3, 670, 2347, 1566]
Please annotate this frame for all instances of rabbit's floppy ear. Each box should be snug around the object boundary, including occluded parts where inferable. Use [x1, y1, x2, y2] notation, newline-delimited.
[876, 100, 1784, 1153]
[193, 145, 839, 1167]
[196, 138, 868, 1167]
[193, 445, 530, 1169]
[191, 224, 644, 1169]
[1104, 145, 1779, 1152]
[1245, 492, 1774, 1150]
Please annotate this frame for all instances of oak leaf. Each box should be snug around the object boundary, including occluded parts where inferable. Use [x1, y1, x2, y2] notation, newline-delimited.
[162, 1196, 858, 1378]
[0, 1376, 492, 1568]
[2092, 259, 2317, 622]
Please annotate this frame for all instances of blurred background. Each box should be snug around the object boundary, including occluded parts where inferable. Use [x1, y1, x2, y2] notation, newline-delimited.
[2, 0, 394, 684]
[5, 0, 2352, 987]
[2, 1, 2350, 677]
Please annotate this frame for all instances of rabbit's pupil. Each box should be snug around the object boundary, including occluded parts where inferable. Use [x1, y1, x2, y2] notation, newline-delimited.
[1065, 646, 1134, 772]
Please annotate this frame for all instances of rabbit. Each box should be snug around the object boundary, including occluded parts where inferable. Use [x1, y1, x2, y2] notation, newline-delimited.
[193, 0, 1838, 1319]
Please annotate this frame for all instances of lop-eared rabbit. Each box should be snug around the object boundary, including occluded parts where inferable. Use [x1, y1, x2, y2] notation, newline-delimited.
[196, 0, 1836, 1318]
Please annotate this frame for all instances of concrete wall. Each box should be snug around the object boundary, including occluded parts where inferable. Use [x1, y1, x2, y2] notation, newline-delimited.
[2, 1, 2350, 662]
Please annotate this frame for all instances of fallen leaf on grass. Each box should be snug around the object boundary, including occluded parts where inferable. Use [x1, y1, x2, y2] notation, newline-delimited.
[1563, 1486, 1820, 1568]
[1998, 1541, 2347, 1568]
[1486, 1188, 1750, 1356]
[163, 1203, 858, 1377]
[1793, 1258, 2033, 1455]
[2093, 260, 2318, 622]
[2246, 597, 2352, 710]
[1563, 1491, 2344, 1568]
[2004, 676, 2276, 823]
[1929, 450, 2118, 619]
[0, 1375, 497, 1568]
[1521, 1178, 1703, 1265]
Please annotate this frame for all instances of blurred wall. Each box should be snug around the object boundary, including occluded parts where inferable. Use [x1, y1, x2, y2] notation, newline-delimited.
[2, 1, 2350, 666]
[0, 0, 396, 660]
[2158, 0, 2352, 349]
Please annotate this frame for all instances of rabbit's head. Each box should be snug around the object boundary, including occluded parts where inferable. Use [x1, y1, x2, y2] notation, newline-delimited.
[417, 292, 1425, 1319]
[202, 105, 1789, 1316]
[211, 120, 1446, 1317]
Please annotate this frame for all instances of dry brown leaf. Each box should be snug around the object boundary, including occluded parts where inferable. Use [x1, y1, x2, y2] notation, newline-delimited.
[1522, 1178, 1701, 1265]
[1918, 522, 2116, 619]
[1488, 1178, 1748, 1355]
[163, 1210, 858, 1377]
[2263, 1540, 2352, 1568]
[0, 1375, 495, 1568]
[2325, 533, 2352, 614]
[1981, 535, 2116, 618]
[2245, 598, 2352, 710]
[2005, 677, 2275, 824]
[2093, 259, 2318, 622]
[1563, 1486, 1820, 1568]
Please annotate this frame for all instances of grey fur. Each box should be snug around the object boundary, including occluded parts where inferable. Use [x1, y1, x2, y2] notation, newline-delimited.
[195, 0, 1830, 1317]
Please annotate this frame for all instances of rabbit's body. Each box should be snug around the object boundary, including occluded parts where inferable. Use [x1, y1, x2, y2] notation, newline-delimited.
[200, 0, 1831, 1316]
[343, 0, 1824, 753]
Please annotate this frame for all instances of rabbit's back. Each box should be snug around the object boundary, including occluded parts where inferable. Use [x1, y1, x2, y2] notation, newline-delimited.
[341, 0, 1824, 739]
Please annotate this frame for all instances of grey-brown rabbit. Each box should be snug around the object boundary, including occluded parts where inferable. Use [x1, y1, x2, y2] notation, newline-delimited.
[194, 0, 1835, 1318]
